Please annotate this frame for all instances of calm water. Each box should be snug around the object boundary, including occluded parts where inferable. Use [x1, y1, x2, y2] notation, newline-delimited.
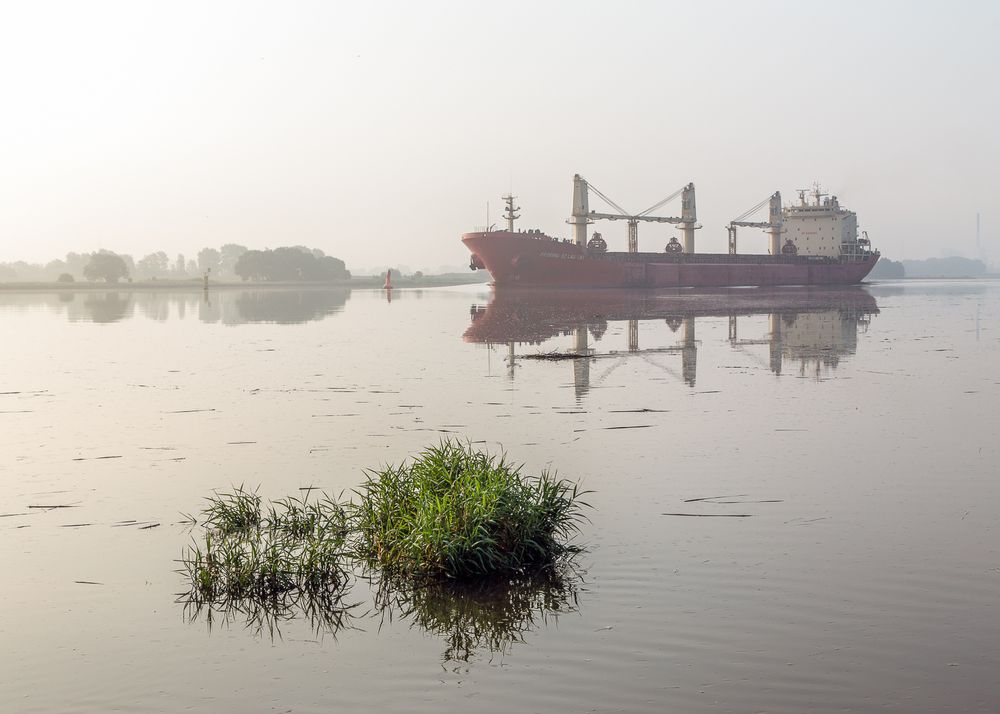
[1, 282, 998, 713]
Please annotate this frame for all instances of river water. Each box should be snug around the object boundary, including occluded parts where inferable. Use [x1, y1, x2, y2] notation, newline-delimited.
[1, 281, 998, 712]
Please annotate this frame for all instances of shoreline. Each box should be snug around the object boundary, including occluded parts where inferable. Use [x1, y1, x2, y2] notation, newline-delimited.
[1, 275, 995, 292]
[0, 275, 490, 291]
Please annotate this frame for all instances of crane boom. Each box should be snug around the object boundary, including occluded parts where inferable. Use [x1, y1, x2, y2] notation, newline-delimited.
[588, 212, 685, 224]
[569, 174, 696, 253]
[727, 192, 783, 255]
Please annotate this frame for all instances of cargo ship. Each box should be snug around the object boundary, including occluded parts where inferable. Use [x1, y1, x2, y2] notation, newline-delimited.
[463, 175, 879, 288]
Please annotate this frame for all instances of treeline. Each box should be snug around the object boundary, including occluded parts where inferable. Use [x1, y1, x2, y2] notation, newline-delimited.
[0, 245, 350, 283]
[868, 258, 905, 279]
[901, 257, 987, 278]
[868, 256, 989, 279]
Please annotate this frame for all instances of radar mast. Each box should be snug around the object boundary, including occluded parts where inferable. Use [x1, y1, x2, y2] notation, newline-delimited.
[502, 194, 520, 232]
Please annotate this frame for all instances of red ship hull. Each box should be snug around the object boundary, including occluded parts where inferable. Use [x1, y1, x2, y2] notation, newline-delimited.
[462, 231, 879, 288]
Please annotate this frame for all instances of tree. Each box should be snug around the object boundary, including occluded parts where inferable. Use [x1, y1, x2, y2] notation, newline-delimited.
[197, 248, 221, 275]
[136, 252, 170, 279]
[869, 258, 905, 279]
[174, 254, 187, 277]
[45, 259, 68, 280]
[83, 252, 129, 283]
[234, 247, 351, 282]
[57, 273, 75, 283]
[219, 244, 248, 278]
[120, 253, 136, 278]
[65, 252, 89, 275]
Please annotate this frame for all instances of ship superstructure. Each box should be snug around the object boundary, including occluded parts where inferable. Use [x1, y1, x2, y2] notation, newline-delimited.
[463, 175, 879, 289]
[782, 185, 866, 259]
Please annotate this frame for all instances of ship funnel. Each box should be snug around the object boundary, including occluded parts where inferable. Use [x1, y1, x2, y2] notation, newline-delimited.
[569, 174, 591, 246]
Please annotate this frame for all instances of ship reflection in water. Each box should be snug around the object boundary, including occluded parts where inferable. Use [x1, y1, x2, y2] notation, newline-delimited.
[464, 287, 879, 398]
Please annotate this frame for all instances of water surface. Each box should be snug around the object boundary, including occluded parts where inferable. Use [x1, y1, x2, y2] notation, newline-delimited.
[2, 282, 998, 712]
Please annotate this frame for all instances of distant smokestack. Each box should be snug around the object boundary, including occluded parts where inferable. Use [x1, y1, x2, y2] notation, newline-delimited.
[977, 212, 981, 258]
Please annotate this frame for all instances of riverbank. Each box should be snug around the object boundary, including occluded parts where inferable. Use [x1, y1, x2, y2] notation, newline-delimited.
[0, 272, 489, 291]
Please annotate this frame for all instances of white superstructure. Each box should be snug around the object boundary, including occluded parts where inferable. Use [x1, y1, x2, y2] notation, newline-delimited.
[783, 186, 859, 258]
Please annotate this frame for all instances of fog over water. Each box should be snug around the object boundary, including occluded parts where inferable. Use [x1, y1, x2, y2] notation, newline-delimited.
[1, 281, 998, 712]
[1, 2, 998, 270]
[3, 2, 1000, 711]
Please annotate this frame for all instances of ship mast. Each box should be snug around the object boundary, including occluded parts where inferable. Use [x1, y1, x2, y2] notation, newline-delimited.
[811, 182, 827, 206]
[502, 194, 520, 232]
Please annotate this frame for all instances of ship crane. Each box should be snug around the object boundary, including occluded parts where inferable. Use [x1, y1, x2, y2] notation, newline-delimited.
[569, 174, 700, 254]
[727, 191, 784, 255]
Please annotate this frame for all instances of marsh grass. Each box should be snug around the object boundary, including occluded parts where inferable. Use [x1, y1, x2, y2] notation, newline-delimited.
[178, 443, 591, 639]
[198, 484, 263, 534]
[352, 441, 590, 579]
[178, 488, 354, 637]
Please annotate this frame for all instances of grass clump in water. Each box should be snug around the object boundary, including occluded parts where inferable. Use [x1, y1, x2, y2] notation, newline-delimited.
[197, 484, 263, 534]
[179, 488, 354, 636]
[352, 441, 589, 580]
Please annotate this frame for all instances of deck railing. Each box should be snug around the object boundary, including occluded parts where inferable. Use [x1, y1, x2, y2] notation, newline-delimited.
[596, 251, 876, 265]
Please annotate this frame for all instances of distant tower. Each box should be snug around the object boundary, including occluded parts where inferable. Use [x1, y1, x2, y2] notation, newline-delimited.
[977, 212, 982, 261]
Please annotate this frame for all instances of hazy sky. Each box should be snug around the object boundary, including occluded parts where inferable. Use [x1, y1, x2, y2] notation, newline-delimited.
[2, 1, 998, 270]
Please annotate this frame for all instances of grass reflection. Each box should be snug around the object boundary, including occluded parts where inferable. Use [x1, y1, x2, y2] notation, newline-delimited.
[179, 577, 361, 640]
[372, 563, 584, 663]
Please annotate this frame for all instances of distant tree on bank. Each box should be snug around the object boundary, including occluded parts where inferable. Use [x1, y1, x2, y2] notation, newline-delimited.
[869, 258, 905, 279]
[83, 252, 129, 283]
[1, 244, 352, 283]
[197, 248, 221, 275]
[136, 251, 170, 279]
[902, 257, 987, 278]
[57, 272, 75, 283]
[220, 244, 248, 278]
[234, 247, 351, 282]
[45, 259, 68, 278]
[65, 252, 90, 277]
